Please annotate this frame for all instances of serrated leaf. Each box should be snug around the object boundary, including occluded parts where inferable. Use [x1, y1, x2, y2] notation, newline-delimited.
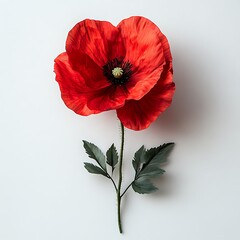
[145, 143, 174, 166]
[83, 140, 106, 170]
[132, 143, 174, 195]
[84, 163, 108, 177]
[132, 145, 146, 172]
[132, 177, 158, 194]
[106, 144, 118, 172]
[138, 165, 165, 178]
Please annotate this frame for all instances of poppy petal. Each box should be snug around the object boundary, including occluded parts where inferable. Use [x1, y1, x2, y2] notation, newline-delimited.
[117, 64, 175, 130]
[87, 85, 129, 112]
[66, 19, 126, 68]
[117, 16, 169, 100]
[68, 52, 110, 90]
[54, 52, 101, 116]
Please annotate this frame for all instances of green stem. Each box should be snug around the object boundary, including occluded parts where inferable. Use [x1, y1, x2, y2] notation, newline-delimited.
[107, 174, 118, 193]
[117, 122, 124, 234]
[120, 181, 133, 198]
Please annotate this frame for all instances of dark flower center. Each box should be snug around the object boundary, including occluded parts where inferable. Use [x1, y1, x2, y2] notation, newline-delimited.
[103, 58, 132, 86]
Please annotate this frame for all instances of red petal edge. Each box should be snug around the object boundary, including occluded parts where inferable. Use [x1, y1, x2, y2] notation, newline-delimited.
[117, 63, 175, 130]
[66, 19, 125, 68]
[54, 52, 101, 116]
[117, 16, 170, 100]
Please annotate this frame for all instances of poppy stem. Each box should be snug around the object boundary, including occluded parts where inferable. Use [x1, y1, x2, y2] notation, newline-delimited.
[120, 181, 133, 198]
[117, 122, 124, 234]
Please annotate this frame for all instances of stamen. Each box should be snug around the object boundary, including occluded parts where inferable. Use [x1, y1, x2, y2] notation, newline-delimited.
[103, 58, 132, 86]
[112, 67, 123, 78]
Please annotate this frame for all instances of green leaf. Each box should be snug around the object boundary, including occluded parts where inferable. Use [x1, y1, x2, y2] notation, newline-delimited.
[145, 143, 175, 166]
[138, 143, 174, 177]
[84, 163, 108, 177]
[83, 140, 106, 170]
[132, 145, 146, 173]
[132, 143, 174, 194]
[138, 165, 165, 178]
[132, 177, 158, 194]
[106, 144, 119, 172]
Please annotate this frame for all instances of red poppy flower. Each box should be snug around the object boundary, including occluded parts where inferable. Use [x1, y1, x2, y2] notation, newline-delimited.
[54, 16, 175, 130]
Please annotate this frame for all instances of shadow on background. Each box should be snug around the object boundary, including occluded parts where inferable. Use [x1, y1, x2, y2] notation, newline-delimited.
[145, 40, 218, 198]
[149, 41, 214, 138]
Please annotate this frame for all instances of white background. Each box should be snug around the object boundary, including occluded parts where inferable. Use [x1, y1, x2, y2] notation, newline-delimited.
[0, 0, 240, 239]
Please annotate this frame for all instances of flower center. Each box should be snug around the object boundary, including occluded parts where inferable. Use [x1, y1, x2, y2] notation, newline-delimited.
[103, 58, 132, 86]
[112, 67, 123, 78]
